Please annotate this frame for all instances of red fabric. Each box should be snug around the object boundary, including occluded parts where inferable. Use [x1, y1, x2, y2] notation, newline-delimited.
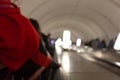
[0, 0, 10, 2]
[0, 4, 52, 71]
[31, 52, 52, 67]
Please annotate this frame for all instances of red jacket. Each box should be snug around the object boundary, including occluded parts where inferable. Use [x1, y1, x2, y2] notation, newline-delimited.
[0, 3, 52, 71]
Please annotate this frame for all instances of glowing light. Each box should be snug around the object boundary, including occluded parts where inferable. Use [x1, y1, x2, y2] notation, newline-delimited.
[63, 30, 71, 41]
[62, 30, 72, 49]
[77, 48, 85, 53]
[62, 53, 70, 72]
[76, 38, 82, 47]
[55, 38, 62, 46]
[55, 46, 62, 55]
[114, 62, 120, 67]
[114, 33, 120, 50]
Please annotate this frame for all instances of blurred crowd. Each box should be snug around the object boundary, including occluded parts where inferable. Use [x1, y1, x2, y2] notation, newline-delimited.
[84, 37, 116, 51]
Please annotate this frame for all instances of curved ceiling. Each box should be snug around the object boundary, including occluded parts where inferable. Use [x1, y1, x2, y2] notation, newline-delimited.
[18, 0, 120, 42]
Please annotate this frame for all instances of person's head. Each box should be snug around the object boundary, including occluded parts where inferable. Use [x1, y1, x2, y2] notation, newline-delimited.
[29, 18, 41, 33]
[47, 33, 51, 38]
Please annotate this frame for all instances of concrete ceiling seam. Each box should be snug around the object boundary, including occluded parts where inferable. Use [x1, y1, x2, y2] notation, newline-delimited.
[43, 19, 103, 41]
[19, 0, 120, 42]
[28, 0, 53, 17]
[34, 4, 118, 33]
[47, 27, 87, 42]
[110, 0, 120, 8]
[38, 6, 118, 40]
[34, 8, 110, 40]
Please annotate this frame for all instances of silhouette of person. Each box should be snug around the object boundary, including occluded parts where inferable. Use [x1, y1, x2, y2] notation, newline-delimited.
[29, 18, 61, 80]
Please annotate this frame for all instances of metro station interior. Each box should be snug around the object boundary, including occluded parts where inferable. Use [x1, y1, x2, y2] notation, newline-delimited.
[2, 0, 120, 80]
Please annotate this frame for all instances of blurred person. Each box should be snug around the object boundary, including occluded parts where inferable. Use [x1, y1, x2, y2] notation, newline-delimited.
[29, 18, 61, 80]
[41, 33, 55, 57]
[107, 37, 116, 50]
[91, 38, 100, 49]
[29, 18, 55, 57]
[97, 40, 106, 49]
[0, 0, 52, 80]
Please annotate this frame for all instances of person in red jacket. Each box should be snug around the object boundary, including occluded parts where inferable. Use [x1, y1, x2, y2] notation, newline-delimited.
[0, 0, 52, 80]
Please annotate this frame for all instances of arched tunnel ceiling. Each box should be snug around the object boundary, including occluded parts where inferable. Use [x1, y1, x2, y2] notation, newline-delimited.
[19, 0, 120, 42]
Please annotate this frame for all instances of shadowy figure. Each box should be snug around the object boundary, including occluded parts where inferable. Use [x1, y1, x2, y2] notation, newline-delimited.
[97, 40, 107, 49]
[29, 18, 61, 80]
[107, 37, 116, 50]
